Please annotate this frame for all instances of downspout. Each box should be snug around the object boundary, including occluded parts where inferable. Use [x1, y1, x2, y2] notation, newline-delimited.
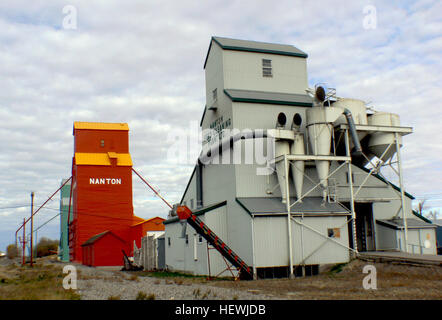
[342, 108, 362, 156]
[196, 160, 203, 209]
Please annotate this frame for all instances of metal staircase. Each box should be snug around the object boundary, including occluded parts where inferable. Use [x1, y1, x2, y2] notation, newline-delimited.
[176, 205, 253, 280]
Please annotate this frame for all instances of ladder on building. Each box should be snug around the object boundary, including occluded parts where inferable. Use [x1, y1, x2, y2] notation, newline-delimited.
[176, 205, 253, 280]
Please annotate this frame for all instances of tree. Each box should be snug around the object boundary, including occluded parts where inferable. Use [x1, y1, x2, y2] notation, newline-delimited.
[414, 199, 427, 215]
[35, 237, 59, 257]
[427, 209, 440, 221]
[6, 244, 19, 259]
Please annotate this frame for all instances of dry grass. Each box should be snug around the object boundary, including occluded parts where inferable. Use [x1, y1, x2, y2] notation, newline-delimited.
[0, 261, 80, 300]
[210, 259, 442, 300]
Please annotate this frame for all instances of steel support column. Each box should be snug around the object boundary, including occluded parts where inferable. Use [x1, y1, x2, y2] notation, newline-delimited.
[345, 130, 358, 256]
[284, 154, 294, 278]
[395, 132, 409, 253]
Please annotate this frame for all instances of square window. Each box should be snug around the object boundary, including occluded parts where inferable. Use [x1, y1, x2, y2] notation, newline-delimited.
[262, 59, 272, 77]
[328, 228, 341, 238]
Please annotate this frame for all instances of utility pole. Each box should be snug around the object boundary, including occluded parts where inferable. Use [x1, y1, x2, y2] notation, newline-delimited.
[30, 192, 34, 267]
[21, 218, 26, 266]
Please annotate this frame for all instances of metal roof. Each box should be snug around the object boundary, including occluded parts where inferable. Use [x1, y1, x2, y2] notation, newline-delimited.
[359, 166, 415, 200]
[131, 216, 165, 227]
[224, 89, 313, 107]
[81, 230, 127, 246]
[236, 197, 351, 216]
[213, 36, 308, 57]
[81, 231, 109, 246]
[433, 219, 442, 227]
[75, 152, 133, 166]
[204, 36, 308, 69]
[73, 122, 129, 131]
[376, 218, 437, 230]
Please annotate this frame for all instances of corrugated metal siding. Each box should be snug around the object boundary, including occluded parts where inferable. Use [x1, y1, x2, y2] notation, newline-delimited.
[223, 50, 307, 94]
[376, 224, 398, 250]
[291, 216, 350, 265]
[253, 216, 350, 267]
[253, 216, 289, 267]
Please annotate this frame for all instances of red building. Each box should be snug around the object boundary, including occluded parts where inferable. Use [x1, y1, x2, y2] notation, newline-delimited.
[81, 231, 129, 267]
[68, 122, 164, 266]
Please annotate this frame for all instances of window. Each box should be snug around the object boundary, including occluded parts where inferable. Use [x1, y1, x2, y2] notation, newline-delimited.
[262, 59, 272, 77]
[190, 199, 194, 209]
[185, 234, 189, 245]
[328, 228, 341, 238]
[168, 237, 171, 246]
[346, 172, 355, 184]
[212, 88, 218, 101]
[100, 139, 105, 147]
[199, 235, 203, 243]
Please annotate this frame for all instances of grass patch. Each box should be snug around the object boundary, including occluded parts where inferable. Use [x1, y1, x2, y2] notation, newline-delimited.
[136, 291, 155, 300]
[139, 270, 232, 282]
[140, 270, 204, 279]
[0, 263, 81, 300]
[328, 263, 348, 275]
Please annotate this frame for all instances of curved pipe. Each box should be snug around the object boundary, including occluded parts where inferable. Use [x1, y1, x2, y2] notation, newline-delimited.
[199, 130, 268, 164]
[343, 108, 362, 156]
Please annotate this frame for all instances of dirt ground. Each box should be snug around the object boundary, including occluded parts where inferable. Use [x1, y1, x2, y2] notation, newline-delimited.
[211, 259, 442, 299]
[1, 256, 441, 300]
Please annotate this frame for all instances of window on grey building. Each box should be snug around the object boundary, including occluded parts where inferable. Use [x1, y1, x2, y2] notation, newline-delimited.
[346, 172, 355, 184]
[262, 59, 272, 77]
[212, 88, 217, 101]
[328, 228, 341, 238]
[199, 235, 203, 243]
[190, 199, 194, 209]
[168, 237, 171, 246]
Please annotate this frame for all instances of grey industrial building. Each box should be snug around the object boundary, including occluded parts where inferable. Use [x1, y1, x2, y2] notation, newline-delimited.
[164, 36, 437, 279]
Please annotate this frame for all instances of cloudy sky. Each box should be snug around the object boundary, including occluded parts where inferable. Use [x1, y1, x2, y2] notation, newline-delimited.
[0, 0, 441, 252]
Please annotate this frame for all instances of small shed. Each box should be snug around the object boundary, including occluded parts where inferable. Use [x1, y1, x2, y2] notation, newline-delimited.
[81, 230, 129, 266]
[376, 218, 437, 255]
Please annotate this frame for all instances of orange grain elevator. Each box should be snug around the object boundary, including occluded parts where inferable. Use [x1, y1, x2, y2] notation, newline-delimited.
[69, 122, 134, 264]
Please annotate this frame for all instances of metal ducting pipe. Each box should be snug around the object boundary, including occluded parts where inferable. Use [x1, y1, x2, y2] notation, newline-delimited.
[343, 108, 362, 156]
[199, 130, 268, 164]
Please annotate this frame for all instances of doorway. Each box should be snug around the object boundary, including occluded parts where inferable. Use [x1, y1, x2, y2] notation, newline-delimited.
[344, 202, 376, 252]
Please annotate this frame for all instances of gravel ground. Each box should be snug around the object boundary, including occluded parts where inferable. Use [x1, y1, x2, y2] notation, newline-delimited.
[71, 263, 277, 300]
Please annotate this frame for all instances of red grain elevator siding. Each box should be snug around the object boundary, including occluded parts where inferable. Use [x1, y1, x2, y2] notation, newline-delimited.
[70, 122, 133, 263]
